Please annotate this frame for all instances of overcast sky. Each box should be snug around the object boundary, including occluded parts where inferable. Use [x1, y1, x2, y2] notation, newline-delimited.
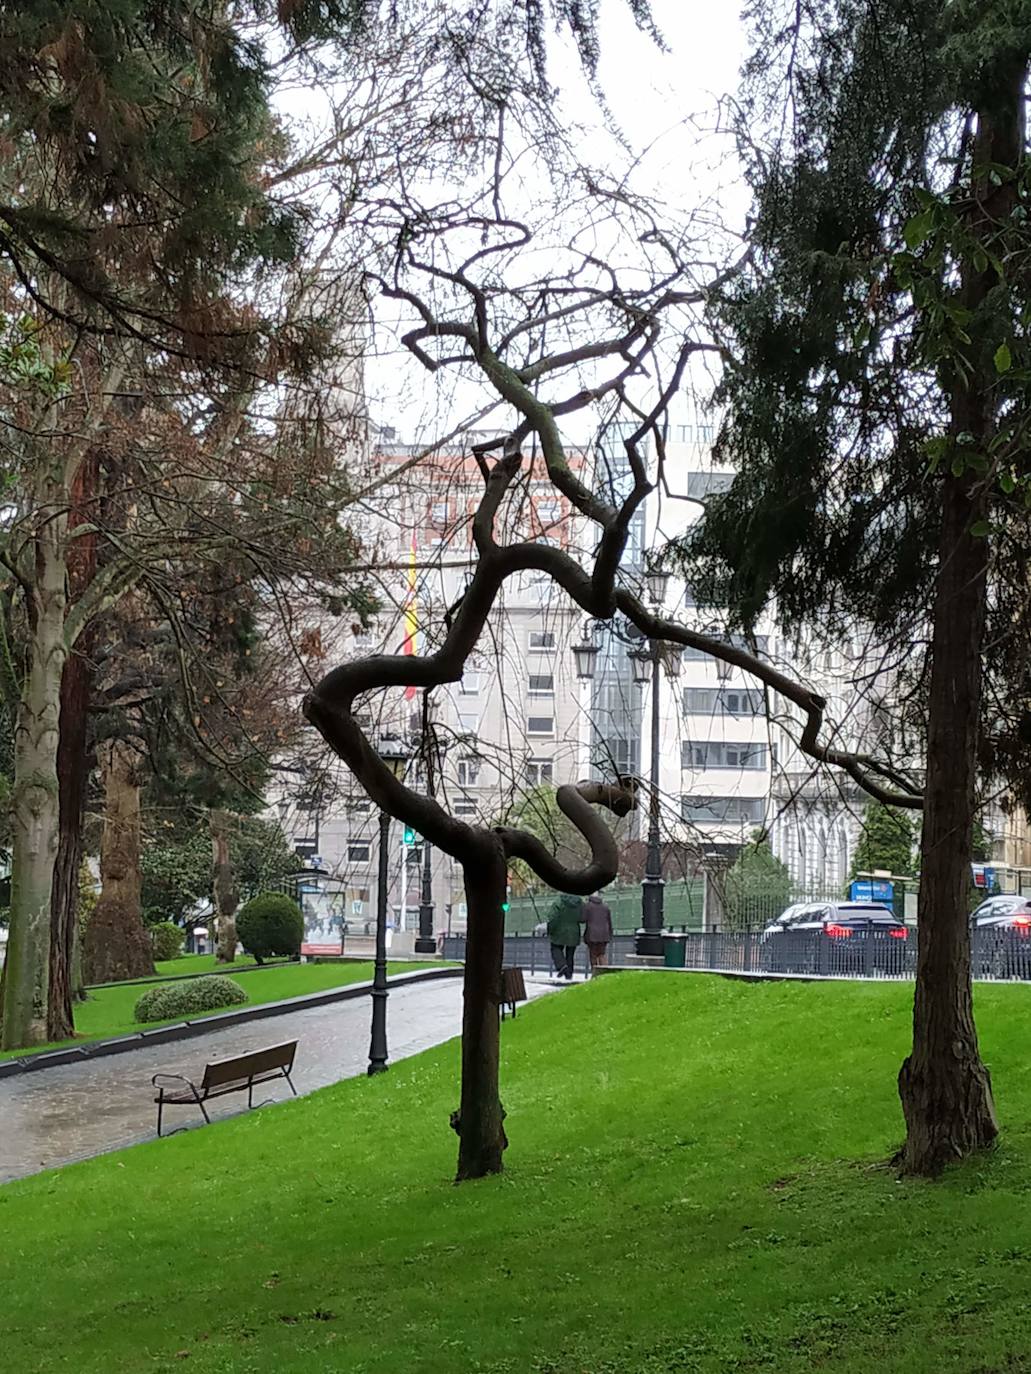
[357, 0, 750, 448]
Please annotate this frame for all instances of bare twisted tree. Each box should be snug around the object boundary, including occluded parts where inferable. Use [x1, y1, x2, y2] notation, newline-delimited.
[302, 144, 921, 1179]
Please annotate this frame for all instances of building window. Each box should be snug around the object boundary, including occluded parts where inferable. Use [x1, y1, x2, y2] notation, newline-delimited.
[460, 672, 481, 695]
[529, 630, 556, 651]
[536, 501, 561, 526]
[528, 673, 554, 695]
[676, 424, 693, 443]
[347, 843, 371, 862]
[430, 500, 449, 525]
[686, 470, 733, 499]
[697, 424, 714, 443]
[681, 741, 769, 771]
[527, 715, 554, 736]
[682, 687, 763, 716]
[524, 758, 554, 786]
[457, 757, 481, 787]
[681, 796, 765, 824]
[458, 711, 480, 735]
[454, 795, 478, 816]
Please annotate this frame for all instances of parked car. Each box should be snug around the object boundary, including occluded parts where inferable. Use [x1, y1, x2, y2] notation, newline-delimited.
[760, 901, 909, 975]
[970, 894, 1031, 929]
[971, 895, 1031, 979]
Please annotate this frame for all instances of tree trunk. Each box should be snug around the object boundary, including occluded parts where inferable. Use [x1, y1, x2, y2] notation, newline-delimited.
[897, 472, 998, 1172]
[454, 838, 509, 1182]
[211, 809, 239, 963]
[1, 517, 68, 1050]
[897, 69, 1024, 1173]
[47, 642, 93, 1038]
[48, 450, 99, 1039]
[83, 739, 154, 984]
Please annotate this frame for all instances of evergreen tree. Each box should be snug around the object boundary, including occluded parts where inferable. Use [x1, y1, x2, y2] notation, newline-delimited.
[680, 0, 1031, 1172]
[725, 834, 791, 931]
[850, 803, 917, 882]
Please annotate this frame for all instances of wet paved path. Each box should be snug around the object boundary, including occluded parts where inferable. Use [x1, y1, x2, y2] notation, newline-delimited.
[0, 975, 559, 1184]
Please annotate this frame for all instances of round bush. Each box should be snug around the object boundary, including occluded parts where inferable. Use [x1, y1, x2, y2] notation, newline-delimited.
[134, 975, 248, 1024]
[150, 921, 185, 962]
[236, 892, 304, 963]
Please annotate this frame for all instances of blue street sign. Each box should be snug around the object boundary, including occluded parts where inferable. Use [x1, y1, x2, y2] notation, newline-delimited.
[850, 878, 894, 903]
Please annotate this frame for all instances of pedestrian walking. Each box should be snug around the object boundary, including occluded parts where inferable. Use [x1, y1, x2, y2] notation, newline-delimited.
[583, 891, 613, 973]
[546, 892, 583, 981]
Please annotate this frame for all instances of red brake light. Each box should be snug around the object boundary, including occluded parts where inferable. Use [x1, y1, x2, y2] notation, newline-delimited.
[825, 923, 852, 939]
[1013, 917, 1031, 928]
[889, 928, 908, 939]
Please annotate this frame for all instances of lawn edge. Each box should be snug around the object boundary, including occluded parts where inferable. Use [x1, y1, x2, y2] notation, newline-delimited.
[0, 965, 461, 1078]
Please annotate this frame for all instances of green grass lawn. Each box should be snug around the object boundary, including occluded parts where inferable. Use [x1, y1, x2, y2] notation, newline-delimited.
[150, 953, 265, 980]
[0, 961, 442, 1061]
[4, 975, 1031, 1373]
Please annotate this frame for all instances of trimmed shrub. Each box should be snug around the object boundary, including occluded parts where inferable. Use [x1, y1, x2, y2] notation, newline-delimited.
[134, 975, 248, 1024]
[150, 921, 185, 962]
[236, 892, 304, 963]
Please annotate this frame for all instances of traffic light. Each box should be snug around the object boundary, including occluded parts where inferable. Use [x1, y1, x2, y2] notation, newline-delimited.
[403, 827, 417, 846]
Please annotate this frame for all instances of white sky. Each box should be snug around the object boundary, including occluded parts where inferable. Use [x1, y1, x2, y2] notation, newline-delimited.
[269, 2, 750, 450]
[359, 0, 750, 446]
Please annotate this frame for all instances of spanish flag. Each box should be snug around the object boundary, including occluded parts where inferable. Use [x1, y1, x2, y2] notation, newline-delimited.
[403, 535, 418, 700]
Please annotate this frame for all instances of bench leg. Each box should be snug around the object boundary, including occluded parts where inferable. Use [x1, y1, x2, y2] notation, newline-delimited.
[194, 1087, 211, 1126]
[284, 1069, 298, 1098]
[157, 1091, 164, 1139]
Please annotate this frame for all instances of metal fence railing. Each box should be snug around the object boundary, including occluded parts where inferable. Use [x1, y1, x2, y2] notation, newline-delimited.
[441, 925, 1031, 982]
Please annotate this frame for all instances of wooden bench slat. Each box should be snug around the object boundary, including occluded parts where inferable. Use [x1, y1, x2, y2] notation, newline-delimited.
[201, 1041, 296, 1090]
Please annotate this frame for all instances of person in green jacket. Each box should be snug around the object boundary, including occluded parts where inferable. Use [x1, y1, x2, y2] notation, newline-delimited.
[546, 892, 584, 981]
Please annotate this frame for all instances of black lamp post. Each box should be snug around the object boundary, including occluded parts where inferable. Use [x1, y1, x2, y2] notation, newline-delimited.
[573, 568, 681, 958]
[368, 734, 410, 1076]
[415, 831, 436, 955]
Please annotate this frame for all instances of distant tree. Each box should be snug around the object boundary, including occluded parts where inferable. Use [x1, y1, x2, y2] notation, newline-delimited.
[725, 835, 791, 931]
[498, 786, 590, 894]
[850, 803, 917, 883]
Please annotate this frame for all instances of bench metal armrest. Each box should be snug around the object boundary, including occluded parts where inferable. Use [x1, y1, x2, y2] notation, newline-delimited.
[152, 1072, 194, 1091]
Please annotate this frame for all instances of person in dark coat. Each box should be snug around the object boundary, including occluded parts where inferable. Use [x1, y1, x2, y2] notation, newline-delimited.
[546, 892, 583, 981]
[583, 892, 613, 972]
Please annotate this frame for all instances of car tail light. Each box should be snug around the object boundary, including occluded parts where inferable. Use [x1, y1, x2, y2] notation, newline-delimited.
[889, 928, 908, 939]
[1013, 917, 1031, 932]
[825, 924, 852, 939]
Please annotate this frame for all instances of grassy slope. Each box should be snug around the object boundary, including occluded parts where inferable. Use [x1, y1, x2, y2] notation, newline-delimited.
[3, 975, 1031, 1374]
[0, 962, 440, 1061]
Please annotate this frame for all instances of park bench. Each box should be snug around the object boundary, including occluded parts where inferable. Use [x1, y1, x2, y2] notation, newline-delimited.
[152, 1041, 298, 1137]
[501, 967, 527, 1021]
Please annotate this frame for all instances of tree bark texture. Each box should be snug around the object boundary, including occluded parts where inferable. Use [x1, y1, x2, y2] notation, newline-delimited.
[897, 472, 998, 1172]
[455, 839, 509, 1182]
[211, 809, 240, 963]
[1, 487, 68, 1050]
[83, 738, 154, 985]
[897, 66, 1024, 1173]
[48, 450, 99, 1039]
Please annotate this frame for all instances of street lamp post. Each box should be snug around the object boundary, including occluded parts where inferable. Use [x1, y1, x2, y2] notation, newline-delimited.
[414, 712, 438, 955]
[415, 833, 436, 954]
[368, 735, 410, 1076]
[630, 638, 665, 956]
[572, 567, 680, 959]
